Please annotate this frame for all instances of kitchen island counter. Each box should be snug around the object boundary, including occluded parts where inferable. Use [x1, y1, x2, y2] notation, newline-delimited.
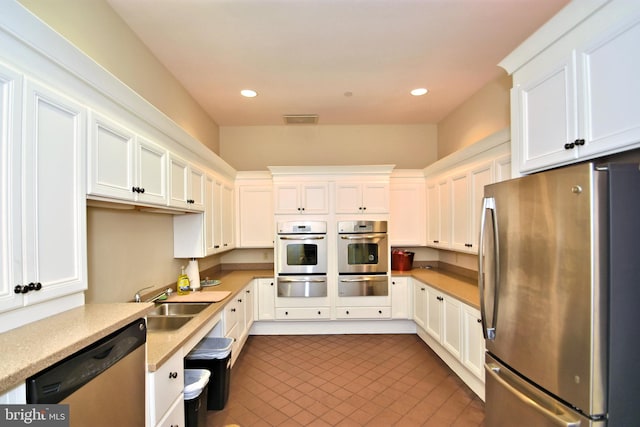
[0, 303, 154, 395]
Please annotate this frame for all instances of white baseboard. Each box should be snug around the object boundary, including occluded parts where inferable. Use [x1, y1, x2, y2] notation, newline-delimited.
[250, 319, 417, 335]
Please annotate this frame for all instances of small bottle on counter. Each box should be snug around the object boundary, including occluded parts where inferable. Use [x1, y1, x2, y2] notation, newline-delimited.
[176, 265, 191, 295]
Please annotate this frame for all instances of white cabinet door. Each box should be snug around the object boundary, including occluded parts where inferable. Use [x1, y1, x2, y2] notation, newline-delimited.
[335, 182, 389, 214]
[237, 185, 273, 248]
[517, 55, 578, 173]
[389, 180, 426, 246]
[425, 286, 443, 342]
[301, 182, 329, 214]
[391, 277, 410, 319]
[468, 162, 493, 251]
[221, 181, 235, 251]
[148, 348, 183, 426]
[88, 113, 135, 201]
[442, 297, 462, 360]
[243, 282, 255, 332]
[168, 153, 189, 209]
[413, 281, 427, 329]
[20, 79, 87, 307]
[578, 18, 640, 158]
[136, 137, 167, 205]
[462, 305, 485, 380]
[428, 177, 451, 249]
[204, 174, 215, 255]
[257, 278, 276, 320]
[450, 170, 469, 252]
[188, 165, 205, 211]
[0, 65, 22, 314]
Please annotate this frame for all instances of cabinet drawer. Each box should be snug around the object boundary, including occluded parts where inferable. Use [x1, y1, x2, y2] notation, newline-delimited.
[336, 307, 391, 319]
[150, 349, 183, 423]
[156, 393, 184, 427]
[275, 307, 330, 320]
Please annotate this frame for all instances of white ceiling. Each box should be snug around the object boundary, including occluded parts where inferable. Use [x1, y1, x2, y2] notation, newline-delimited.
[106, 0, 570, 126]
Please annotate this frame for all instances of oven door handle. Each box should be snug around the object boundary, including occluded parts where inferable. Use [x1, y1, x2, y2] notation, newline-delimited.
[339, 277, 387, 282]
[339, 234, 386, 240]
[278, 236, 325, 241]
[278, 277, 327, 283]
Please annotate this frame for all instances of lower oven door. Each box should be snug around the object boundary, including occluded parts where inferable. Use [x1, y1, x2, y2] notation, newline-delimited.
[277, 276, 327, 297]
[338, 275, 389, 297]
[337, 233, 388, 274]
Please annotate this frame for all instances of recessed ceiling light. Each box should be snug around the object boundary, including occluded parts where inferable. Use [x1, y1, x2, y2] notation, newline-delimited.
[410, 88, 428, 96]
[240, 89, 257, 98]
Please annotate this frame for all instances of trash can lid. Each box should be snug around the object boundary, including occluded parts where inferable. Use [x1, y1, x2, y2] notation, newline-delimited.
[184, 369, 210, 400]
[186, 337, 233, 360]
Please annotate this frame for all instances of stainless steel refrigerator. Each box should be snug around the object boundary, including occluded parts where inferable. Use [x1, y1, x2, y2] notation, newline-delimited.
[479, 162, 640, 426]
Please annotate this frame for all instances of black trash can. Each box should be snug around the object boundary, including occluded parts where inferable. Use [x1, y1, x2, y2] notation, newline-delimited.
[184, 337, 233, 410]
[184, 369, 210, 427]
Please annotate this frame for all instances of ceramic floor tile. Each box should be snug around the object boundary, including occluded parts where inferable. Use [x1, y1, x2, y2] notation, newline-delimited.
[207, 334, 485, 426]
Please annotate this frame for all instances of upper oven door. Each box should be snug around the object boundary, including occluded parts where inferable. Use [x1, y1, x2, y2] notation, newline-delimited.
[338, 232, 388, 274]
[276, 234, 328, 275]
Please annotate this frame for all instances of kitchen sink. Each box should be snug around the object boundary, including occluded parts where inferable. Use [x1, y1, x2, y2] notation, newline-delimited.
[149, 302, 210, 316]
[146, 315, 194, 331]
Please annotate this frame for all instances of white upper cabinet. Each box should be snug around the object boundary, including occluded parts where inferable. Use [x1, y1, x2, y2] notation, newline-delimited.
[450, 162, 493, 253]
[273, 181, 329, 215]
[335, 181, 389, 214]
[88, 112, 168, 206]
[1, 77, 87, 329]
[389, 172, 426, 246]
[426, 177, 451, 249]
[236, 174, 274, 248]
[504, 0, 640, 174]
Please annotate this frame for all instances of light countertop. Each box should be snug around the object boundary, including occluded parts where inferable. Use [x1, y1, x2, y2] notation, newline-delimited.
[0, 303, 154, 394]
[396, 268, 480, 309]
[0, 267, 478, 392]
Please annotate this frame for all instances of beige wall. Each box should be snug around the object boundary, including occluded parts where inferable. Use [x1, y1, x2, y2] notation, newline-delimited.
[18, 0, 220, 154]
[437, 74, 511, 159]
[220, 124, 438, 170]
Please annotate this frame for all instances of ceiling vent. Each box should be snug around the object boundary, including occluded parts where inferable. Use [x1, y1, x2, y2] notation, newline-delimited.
[283, 114, 319, 125]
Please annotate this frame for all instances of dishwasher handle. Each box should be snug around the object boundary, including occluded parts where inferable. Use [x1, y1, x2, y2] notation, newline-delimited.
[26, 318, 146, 404]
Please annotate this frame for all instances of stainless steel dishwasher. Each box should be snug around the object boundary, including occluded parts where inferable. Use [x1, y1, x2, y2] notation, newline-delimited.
[26, 318, 146, 426]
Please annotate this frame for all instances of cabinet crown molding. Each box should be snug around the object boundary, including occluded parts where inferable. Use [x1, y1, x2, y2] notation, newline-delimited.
[423, 128, 510, 177]
[498, 0, 609, 74]
[268, 165, 395, 177]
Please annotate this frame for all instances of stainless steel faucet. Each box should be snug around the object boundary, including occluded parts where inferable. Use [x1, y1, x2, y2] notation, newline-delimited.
[134, 286, 153, 303]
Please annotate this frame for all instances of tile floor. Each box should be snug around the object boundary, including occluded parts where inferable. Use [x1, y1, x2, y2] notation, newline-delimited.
[207, 334, 485, 426]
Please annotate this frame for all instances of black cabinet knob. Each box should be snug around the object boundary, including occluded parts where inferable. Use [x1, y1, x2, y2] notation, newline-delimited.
[140, 187, 145, 194]
[285, 311, 289, 315]
[169, 372, 178, 379]
[346, 310, 350, 315]
[564, 142, 575, 150]
[14, 285, 22, 294]
[318, 311, 321, 315]
[378, 310, 382, 314]
[363, 207, 366, 210]
[575, 139, 585, 146]
[437, 296, 444, 301]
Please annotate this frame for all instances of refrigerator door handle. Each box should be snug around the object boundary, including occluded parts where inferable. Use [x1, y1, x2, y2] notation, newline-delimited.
[478, 196, 499, 340]
[485, 361, 583, 427]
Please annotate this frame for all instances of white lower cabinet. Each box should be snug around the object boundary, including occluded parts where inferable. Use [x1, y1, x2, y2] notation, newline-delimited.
[391, 277, 411, 319]
[256, 278, 276, 320]
[335, 306, 391, 319]
[414, 280, 485, 400]
[462, 305, 485, 380]
[224, 282, 255, 364]
[276, 307, 330, 320]
[147, 349, 184, 427]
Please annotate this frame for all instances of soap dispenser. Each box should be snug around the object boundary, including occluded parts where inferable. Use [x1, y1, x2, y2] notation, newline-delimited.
[176, 265, 191, 295]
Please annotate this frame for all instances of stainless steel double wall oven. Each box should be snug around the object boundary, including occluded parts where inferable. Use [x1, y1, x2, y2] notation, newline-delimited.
[337, 220, 389, 297]
[276, 221, 328, 298]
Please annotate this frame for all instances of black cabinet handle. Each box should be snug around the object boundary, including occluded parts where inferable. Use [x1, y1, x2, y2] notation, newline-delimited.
[285, 311, 289, 315]
[169, 372, 178, 379]
[477, 318, 482, 323]
[564, 142, 575, 150]
[14, 285, 22, 294]
[140, 187, 145, 194]
[346, 310, 350, 315]
[436, 296, 444, 301]
[237, 299, 243, 303]
[378, 310, 382, 314]
[575, 139, 585, 146]
[231, 308, 236, 312]
[318, 311, 321, 315]
[433, 240, 439, 243]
